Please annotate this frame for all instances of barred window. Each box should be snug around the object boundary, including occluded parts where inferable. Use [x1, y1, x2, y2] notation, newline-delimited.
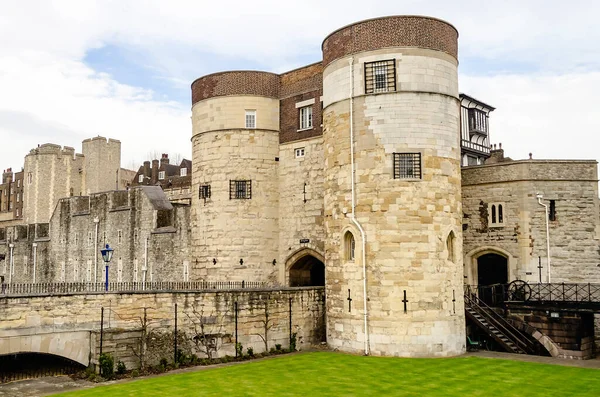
[299, 106, 313, 130]
[229, 180, 251, 199]
[393, 153, 421, 179]
[365, 59, 396, 94]
[199, 184, 211, 199]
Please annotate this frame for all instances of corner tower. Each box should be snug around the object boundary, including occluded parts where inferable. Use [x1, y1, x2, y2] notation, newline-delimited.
[322, 16, 465, 356]
[190, 71, 281, 282]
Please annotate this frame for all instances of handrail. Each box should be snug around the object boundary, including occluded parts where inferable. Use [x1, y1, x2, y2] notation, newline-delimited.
[465, 290, 536, 354]
[0, 281, 273, 296]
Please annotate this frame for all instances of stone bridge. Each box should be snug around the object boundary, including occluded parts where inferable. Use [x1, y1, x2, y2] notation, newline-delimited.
[0, 287, 325, 369]
[0, 329, 91, 366]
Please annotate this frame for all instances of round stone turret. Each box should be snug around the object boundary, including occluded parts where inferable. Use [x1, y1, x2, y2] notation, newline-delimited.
[191, 71, 280, 282]
[321, 16, 465, 357]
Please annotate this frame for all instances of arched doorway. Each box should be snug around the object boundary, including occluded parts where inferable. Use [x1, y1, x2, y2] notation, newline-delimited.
[289, 255, 325, 287]
[477, 253, 508, 305]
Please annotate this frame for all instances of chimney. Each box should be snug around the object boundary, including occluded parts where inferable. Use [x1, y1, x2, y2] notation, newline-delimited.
[151, 159, 159, 184]
[160, 153, 169, 166]
[487, 143, 505, 164]
[2, 168, 13, 184]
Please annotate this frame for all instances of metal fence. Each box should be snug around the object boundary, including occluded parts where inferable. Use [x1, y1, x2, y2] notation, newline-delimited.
[466, 282, 600, 305]
[0, 353, 83, 384]
[0, 280, 268, 296]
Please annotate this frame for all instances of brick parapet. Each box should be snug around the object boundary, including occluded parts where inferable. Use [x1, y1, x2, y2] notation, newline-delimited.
[191, 71, 280, 105]
[322, 16, 458, 67]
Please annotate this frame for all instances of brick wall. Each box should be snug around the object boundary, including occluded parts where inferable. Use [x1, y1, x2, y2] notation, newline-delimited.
[322, 16, 458, 67]
[191, 71, 280, 105]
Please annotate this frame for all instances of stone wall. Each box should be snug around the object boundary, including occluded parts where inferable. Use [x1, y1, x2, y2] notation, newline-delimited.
[0, 287, 325, 368]
[278, 137, 326, 282]
[462, 160, 600, 284]
[0, 187, 191, 284]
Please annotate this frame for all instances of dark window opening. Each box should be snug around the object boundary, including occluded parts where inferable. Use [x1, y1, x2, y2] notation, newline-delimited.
[393, 153, 421, 179]
[498, 204, 503, 223]
[229, 180, 251, 199]
[199, 185, 211, 200]
[364, 59, 396, 94]
[491, 205, 496, 224]
[549, 200, 556, 221]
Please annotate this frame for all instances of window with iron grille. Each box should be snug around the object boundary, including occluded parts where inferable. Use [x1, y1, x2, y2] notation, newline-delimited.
[393, 153, 421, 179]
[229, 180, 251, 199]
[365, 59, 396, 94]
[199, 184, 211, 199]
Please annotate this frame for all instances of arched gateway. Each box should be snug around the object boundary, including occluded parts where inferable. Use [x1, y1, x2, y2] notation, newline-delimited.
[286, 248, 325, 287]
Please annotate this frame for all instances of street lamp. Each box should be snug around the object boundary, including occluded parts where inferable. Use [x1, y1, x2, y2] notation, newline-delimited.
[100, 244, 114, 291]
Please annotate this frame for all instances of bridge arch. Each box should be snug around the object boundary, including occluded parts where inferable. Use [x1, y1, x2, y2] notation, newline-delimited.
[464, 246, 516, 286]
[285, 248, 325, 287]
[0, 331, 91, 366]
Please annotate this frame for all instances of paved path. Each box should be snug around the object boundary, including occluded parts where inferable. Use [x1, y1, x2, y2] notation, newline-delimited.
[467, 351, 600, 369]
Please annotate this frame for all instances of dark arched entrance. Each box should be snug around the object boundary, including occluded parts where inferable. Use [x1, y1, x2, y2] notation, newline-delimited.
[477, 253, 508, 306]
[289, 255, 325, 287]
[0, 353, 85, 383]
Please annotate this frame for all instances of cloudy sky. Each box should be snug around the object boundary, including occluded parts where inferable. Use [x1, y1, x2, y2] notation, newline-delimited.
[1, 0, 599, 171]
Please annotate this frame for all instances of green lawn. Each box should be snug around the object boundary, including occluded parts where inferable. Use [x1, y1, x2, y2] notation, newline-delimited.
[53, 352, 600, 397]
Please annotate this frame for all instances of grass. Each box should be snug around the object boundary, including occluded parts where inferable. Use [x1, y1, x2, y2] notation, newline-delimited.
[53, 352, 600, 396]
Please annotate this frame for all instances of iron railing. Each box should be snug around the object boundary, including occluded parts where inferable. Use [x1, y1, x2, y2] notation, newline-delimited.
[461, 139, 490, 154]
[464, 286, 537, 354]
[0, 280, 268, 296]
[466, 282, 600, 304]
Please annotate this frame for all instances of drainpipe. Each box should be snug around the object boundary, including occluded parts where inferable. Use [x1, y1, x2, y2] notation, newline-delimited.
[536, 194, 551, 283]
[8, 243, 14, 284]
[94, 217, 99, 283]
[32, 243, 37, 283]
[143, 236, 149, 289]
[348, 57, 370, 355]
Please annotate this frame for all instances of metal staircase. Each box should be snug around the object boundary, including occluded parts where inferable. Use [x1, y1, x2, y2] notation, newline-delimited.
[464, 291, 538, 355]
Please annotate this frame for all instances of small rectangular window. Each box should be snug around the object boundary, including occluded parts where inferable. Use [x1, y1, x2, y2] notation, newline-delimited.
[229, 180, 251, 199]
[295, 148, 305, 158]
[158, 171, 165, 180]
[245, 110, 256, 129]
[27, 173, 32, 184]
[549, 200, 556, 221]
[393, 153, 421, 179]
[117, 230, 122, 244]
[17, 180, 20, 188]
[180, 168, 187, 177]
[299, 106, 313, 130]
[138, 174, 144, 183]
[365, 59, 396, 94]
[199, 184, 211, 199]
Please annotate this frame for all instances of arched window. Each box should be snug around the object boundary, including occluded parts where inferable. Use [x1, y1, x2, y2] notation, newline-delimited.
[498, 204, 503, 224]
[446, 231, 455, 263]
[344, 232, 355, 261]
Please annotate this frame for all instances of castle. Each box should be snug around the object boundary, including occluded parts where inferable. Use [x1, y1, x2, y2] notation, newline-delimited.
[1, 16, 599, 358]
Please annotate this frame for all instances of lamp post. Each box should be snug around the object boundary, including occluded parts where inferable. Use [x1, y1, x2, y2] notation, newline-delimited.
[100, 244, 114, 291]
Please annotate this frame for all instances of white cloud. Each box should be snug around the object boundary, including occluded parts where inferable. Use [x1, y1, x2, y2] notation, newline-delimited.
[460, 71, 600, 161]
[0, 0, 599, 171]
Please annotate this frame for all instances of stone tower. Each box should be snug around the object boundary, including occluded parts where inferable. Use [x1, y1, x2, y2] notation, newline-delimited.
[81, 136, 121, 195]
[190, 72, 281, 282]
[23, 144, 85, 224]
[321, 16, 465, 357]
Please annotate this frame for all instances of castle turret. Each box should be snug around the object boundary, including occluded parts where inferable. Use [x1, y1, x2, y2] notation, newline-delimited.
[322, 16, 465, 356]
[190, 71, 281, 282]
[82, 136, 121, 194]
